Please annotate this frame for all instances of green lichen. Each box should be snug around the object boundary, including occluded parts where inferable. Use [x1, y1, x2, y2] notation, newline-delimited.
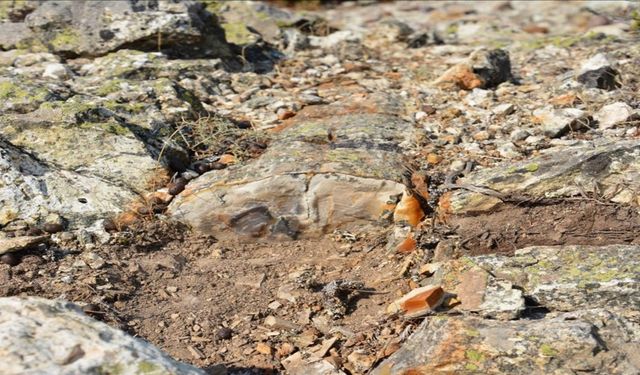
[222, 22, 255, 45]
[201, 0, 223, 14]
[525, 163, 539, 172]
[0, 0, 26, 21]
[96, 79, 124, 96]
[632, 10, 640, 31]
[0, 80, 48, 101]
[80, 121, 131, 137]
[465, 363, 479, 371]
[325, 149, 362, 163]
[102, 100, 147, 114]
[96, 363, 125, 375]
[465, 349, 485, 362]
[50, 28, 81, 50]
[539, 343, 558, 357]
[446, 23, 459, 35]
[465, 328, 480, 337]
[137, 361, 163, 374]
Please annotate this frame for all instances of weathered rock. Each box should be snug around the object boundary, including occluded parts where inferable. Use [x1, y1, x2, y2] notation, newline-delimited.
[0, 135, 140, 228]
[211, 1, 300, 45]
[595, 102, 638, 129]
[0, 296, 206, 375]
[473, 245, 640, 312]
[373, 309, 640, 374]
[534, 106, 594, 138]
[0, 235, 48, 255]
[429, 260, 525, 320]
[447, 140, 640, 214]
[0, 76, 59, 114]
[0, 0, 234, 59]
[169, 94, 411, 238]
[576, 53, 621, 90]
[434, 49, 512, 90]
[283, 352, 346, 375]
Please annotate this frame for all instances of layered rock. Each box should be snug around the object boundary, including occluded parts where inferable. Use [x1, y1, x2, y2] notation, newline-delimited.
[0, 297, 205, 375]
[446, 140, 640, 215]
[169, 94, 412, 238]
[374, 309, 640, 374]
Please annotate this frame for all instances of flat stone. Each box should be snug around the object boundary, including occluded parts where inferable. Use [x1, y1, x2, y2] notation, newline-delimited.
[429, 260, 524, 320]
[533, 106, 593, 138]
[595, 102, 638, 129]
[447, 140, 640, 214]
[169, 94, 411, 238]
[0, 297, 206, 375]
[373, 309, 640, 374]
[473, 245, 640, 312]
[0, 235, 48, 255]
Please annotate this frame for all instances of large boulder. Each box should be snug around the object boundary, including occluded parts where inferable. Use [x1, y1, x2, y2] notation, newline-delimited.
[0, 0, 233, 59]
[0, 51, 200, 229]
[0, 296, 206, 375]
[168, 94, 413, 238]
[473, 245, 640, 312]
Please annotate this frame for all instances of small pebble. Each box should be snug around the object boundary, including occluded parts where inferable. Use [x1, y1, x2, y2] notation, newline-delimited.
[103, 219, 118, 232]
[0, 253, 20, 267]
[167, 177, 188, 195]
[27, 227, 44, 236]
[43, 223, 64, 233]
[216, 327, 233, 340]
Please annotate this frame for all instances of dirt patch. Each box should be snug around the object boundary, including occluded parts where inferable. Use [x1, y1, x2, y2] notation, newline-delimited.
[449, 200, 640, 256]
[1, 198, 639, 373]
[0, 221, 422, 374]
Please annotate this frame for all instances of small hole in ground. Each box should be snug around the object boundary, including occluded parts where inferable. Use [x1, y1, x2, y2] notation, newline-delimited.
[78, 198, 88, 204]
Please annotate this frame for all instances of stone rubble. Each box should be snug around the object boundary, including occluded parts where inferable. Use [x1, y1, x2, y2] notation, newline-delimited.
[0, 0, 639, 374]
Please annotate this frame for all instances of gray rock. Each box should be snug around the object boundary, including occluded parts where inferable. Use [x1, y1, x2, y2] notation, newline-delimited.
[373, 309, 640, 374]
[534, 106, 594, 138]
[474, 245, 640, 312]
[448, 139, 640, 214]
[595, 102, 638, 129]
[0, 296, 206, 375]
[576, 53, 621, 90]
[0, 137, 139, 228]
[509, 128, 530, 142]
[1, 0, 233, 59]
[42, 62, 71, 80]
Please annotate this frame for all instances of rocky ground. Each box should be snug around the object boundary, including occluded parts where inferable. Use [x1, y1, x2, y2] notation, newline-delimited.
[1, 1, 640, 374]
